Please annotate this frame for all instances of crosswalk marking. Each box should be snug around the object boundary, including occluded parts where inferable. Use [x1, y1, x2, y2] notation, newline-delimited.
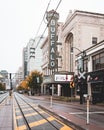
[69, 111, 104, 115]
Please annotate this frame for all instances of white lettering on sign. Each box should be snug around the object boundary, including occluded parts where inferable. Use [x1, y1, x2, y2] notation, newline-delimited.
[50, 27, 55, 33]
[49, 19, 56, 68]
[47, 11, 59, 69]
[55, 75, 73, 82]
[50, 33, 55, 39]
[51, 48, 55, 53]
[50, 61, 55, 67]
[50, 54, 55, 60]
[50, 40, 55, 46]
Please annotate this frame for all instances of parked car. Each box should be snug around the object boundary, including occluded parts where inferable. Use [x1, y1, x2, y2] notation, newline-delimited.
[18, 90, 23, 94]
[0, 91, 4, 94]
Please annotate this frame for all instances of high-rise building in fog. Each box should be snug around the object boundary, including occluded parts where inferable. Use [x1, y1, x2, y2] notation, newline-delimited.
[22, 36, 44, 77]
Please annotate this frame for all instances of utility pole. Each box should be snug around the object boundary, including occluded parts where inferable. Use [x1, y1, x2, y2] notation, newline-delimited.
[71, 47, 86, 104]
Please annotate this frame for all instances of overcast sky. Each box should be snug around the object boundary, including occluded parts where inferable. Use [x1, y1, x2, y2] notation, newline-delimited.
[0, 0, 104, 73]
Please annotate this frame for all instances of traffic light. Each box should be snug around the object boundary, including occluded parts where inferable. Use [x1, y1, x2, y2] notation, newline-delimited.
[9, 73, 12, 90]
[9, 73, 11, 79]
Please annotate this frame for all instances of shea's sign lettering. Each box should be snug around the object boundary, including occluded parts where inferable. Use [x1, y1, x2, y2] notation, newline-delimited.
[55, 74, 73, 82]
[47, 10, 59, 69]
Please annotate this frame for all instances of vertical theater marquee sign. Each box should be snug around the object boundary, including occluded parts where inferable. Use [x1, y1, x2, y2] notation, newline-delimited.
[46, 10, 59, 70]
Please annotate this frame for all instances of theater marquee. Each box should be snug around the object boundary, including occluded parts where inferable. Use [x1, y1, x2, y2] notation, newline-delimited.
[55, 74, 74, 82]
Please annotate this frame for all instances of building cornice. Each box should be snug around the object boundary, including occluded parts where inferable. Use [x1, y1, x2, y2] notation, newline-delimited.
[63, 10, 104, 30]
[76, 40, 104, 57]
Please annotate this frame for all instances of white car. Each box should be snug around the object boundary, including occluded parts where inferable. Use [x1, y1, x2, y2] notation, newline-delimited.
[0, 91, 4, 94]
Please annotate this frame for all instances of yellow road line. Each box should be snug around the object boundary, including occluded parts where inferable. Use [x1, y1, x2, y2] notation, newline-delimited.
[29, 119, 47, 127]
[61, 125, 73, 130]
[16, 125, 27, 130]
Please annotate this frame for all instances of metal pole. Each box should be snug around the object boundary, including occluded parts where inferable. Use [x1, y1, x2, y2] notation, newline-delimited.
[50, 84, 54, 108]
[80, 52, 85, 104]
[82, 53, 84, 72]
[87, 95, 90, 124]
[71, 88, 73, 102]
[50, 95, 52, 108]
[9, 73, 12, 90]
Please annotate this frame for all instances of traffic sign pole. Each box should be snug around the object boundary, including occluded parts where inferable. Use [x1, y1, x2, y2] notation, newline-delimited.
[71, 88, 73, 102]
[50, 84, 54, 108]
[87, 95, 90, 124]
[78, 71, 86, 104]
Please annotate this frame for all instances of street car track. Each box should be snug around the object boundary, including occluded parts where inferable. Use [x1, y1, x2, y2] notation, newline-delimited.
[14, 92, 73, 130]
[0, 92, 9, 104]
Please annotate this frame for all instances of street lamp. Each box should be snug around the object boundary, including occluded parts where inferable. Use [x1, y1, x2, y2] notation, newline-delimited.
[71, 46, 86, 104]
[71, 47, 86, 72]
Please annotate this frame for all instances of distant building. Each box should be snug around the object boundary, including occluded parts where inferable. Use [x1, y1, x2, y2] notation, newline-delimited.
[14, 67, 23, 88]
[0, 70, 9, 90]
[22, 36, 45, 78]
[33, 36, 44, 72]
[23, 47, 28, 79]
[0, 70, 8, 79]
[0, 70, 8, 83]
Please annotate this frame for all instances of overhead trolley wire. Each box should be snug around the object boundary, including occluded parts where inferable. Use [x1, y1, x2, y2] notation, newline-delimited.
[34, 0, 52, 38]
[35, 0, 62, 50]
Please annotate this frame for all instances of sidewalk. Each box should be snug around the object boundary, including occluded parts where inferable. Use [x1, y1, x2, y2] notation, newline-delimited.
[0, 96, 13, 130]
[28, 95, 104, 130]
[40, 104, 104, 130]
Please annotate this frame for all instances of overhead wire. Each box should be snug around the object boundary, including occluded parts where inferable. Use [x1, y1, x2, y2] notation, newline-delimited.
[34, 0, 52, 39]
[35, 0, 62, 49]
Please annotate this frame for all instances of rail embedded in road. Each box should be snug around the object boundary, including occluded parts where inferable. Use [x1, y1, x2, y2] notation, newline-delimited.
[14, 92, 74, 130]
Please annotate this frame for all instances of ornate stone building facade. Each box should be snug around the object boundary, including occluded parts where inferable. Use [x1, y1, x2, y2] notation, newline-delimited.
[41, 10, 104, 96]
[62, 10, 104, 74]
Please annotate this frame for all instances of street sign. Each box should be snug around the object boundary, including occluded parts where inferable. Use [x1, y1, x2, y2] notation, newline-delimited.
[70, 81, 74, 88]
[78, 71, 86, 79]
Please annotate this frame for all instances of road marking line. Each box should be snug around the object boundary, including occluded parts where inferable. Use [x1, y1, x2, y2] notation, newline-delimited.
[69, 111, 104, 115]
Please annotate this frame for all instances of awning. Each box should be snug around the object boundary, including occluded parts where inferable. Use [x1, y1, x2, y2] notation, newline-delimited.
[89, 80, 103, 84]
[86, 69, 104, 83]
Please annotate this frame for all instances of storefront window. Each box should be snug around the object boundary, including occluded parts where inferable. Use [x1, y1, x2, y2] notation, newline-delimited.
[84, 59, 88, 72]
[92, 51, 104, 71]
[100, 57, 104, 68]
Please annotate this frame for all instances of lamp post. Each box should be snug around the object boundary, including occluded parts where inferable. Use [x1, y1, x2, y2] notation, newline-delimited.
[71, 47, 86, 72]
[71, 47, 86, 104]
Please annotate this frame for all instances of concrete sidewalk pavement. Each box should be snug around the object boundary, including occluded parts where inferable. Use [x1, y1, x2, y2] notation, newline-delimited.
[28, 95, 104, 130]
[0, 96, 13, 130]
[40, 104, 104, 130]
